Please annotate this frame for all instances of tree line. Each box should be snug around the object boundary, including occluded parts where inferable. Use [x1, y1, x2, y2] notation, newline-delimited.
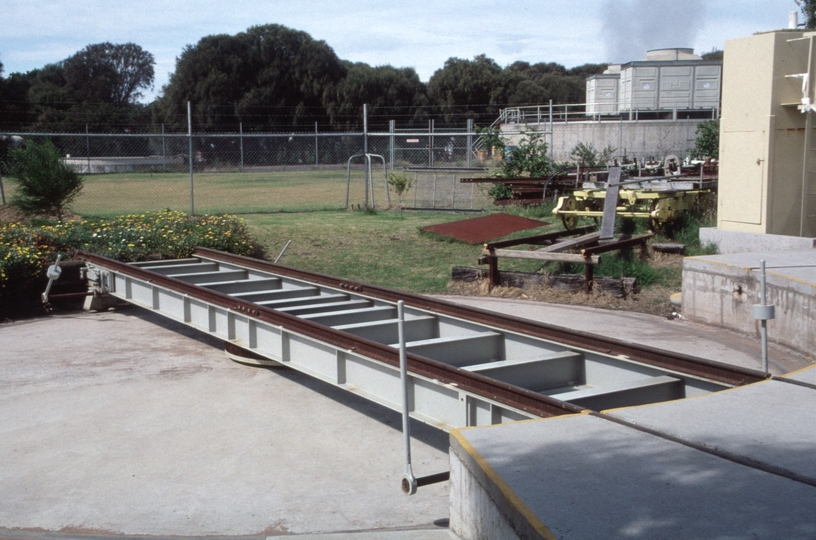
[0, 24, 606, 133]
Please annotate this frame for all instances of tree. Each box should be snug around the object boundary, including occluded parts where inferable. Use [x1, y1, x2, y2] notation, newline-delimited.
[60, 42, 155, 104]
[428, 55, 503, 124]
[157, 24, 345, 131]
[21, 43, 154, 132]
[693, 120, 719, 159]
[566, 63, 607, 78]
[702, 49, 724, 61]
[7, 140, 84, 221]
[387, 171, 415, 215]
[570, 142, 617, 167]
[326, 63, 429, 129]
[0, 62, 35, 131]
[797, 0, 816, 29]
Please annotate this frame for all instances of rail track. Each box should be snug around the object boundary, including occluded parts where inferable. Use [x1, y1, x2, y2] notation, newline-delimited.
[77, 247, 766, 431]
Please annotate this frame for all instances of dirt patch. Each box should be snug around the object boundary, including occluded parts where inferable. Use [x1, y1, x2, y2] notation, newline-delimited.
[447, 279, 678, 318]
[421, 213, 548, 244]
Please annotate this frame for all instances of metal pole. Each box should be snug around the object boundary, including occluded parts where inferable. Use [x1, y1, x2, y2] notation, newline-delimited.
[0, 169, 5, 205]
[549, 100, 554, 165]
[389, 120, 395, 170]
[760, 260, 769, 373]
[162, 123, 167, 172]
[429, 119, 434, 168]
[314, 121, 319, 168]
[188, 101, 194, 216]
[363, 104, 369, 155]
[85, 124, 91, 174]
[398, 300, 417, 495]
[240, 122, 245, 173]
[274, 240, 292, 264]
[466, 119, 473, 168]
[363, 104, 369, 207]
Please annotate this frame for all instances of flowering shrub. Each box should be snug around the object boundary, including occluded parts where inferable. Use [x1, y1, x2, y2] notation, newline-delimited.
[0, 210, 263, 318]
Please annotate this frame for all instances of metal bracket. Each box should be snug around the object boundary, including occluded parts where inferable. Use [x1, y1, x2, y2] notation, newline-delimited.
[41, 255, 63, 304]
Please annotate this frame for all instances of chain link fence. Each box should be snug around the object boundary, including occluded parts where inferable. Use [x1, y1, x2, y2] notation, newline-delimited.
[1, 111, 712, 216]
[0, 125, 499, 215]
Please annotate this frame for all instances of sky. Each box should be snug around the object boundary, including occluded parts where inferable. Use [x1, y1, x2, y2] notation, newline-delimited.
[0, 0, 798, 103]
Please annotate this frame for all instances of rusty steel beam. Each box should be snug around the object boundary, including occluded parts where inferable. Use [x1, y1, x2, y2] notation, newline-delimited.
[190, 247, 767, 388]
[76, 249, 584, 419]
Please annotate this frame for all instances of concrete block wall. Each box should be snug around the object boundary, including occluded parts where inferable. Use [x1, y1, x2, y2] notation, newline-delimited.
[681, 251, 816, 356]
[501, 119, 711, 163]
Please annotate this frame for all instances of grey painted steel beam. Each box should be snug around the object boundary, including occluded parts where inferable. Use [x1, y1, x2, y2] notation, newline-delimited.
[82, 250, 741, 432]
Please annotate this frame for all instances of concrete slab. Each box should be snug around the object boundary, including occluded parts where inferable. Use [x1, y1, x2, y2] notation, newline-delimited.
[607, 379, 816, 483]
[437, 296, 813, 375]
[0, 309, 450, 537]
[787, 364, 816, 386]
[699, 227, 816, 254]
[277, 530, 458, 540]
[682, 249, 816, 355]
[450, 414, 816, 540]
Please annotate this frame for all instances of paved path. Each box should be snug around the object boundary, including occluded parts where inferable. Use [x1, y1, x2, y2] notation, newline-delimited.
[0, 308, 450, 537]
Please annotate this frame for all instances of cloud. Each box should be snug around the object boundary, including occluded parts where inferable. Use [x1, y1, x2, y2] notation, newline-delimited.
[601, 0, 707, 62]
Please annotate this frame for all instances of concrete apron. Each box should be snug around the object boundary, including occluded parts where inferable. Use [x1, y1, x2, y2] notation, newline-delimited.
[0, 308, 451, 537]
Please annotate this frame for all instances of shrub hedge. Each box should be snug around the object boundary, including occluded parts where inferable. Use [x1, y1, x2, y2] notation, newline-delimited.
[0, 210, 263, 318]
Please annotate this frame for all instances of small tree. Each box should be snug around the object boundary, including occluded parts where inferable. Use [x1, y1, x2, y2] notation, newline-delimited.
[387, 172, 415, 216]
[7, 140, 83, 221]
[693, 120, 719, 160]
[477, 126, 561, 203]
[797, 0, 816, 29]
[570, 142, 617, 168]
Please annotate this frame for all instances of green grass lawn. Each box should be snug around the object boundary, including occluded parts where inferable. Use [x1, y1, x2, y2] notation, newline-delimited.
[2, 169, 391, 217]
[242, 209, 559, 293]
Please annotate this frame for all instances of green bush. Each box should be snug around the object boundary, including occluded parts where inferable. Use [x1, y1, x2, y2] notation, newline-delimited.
[570, 142, 616, 167]
[6, 140, 84, 221]
[693, 120, 719, 160]
[0, 210, 264, 318]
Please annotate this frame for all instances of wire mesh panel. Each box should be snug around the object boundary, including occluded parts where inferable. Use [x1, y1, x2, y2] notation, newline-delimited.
[191, 134, 364, 214]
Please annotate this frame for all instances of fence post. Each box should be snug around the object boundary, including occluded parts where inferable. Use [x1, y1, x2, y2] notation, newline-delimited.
[240, 122, 244, 173]
[466, 119, 473, 168]
[85, 124, 91, 174]
[389, 120, 395, 170]
[429, 119, 434, 168]
[314, 121, 319, 168]
[549, 100, 554, 165]
[162, 123, 167, 172]
[188, 101, 194, 216]
[363, 104, 369, 155]
[363, 104, 369, 207]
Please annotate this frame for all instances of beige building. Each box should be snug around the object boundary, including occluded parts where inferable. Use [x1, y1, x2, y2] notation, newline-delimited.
[718, 30, 816, 237]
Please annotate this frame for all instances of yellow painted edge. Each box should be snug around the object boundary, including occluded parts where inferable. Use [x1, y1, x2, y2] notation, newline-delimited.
[451, 428, 560, 540]
[764, 271, 816, 289]
[780, 363, 816, 377]
[456, 413, 575, 433]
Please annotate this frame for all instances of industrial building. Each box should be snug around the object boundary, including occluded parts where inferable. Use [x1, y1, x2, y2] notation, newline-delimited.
[586, 48, 722, 117]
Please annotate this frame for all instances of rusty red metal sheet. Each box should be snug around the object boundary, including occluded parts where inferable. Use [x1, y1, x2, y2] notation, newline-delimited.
[421, 213, 549, 244]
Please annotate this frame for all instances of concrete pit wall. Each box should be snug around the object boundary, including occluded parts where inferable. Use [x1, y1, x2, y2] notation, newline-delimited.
[681, 251, 816, 356]
[449, 433, 544, 540]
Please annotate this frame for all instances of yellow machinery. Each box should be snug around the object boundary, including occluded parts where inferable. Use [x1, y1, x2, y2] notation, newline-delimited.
[553, 175, 716, 231]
